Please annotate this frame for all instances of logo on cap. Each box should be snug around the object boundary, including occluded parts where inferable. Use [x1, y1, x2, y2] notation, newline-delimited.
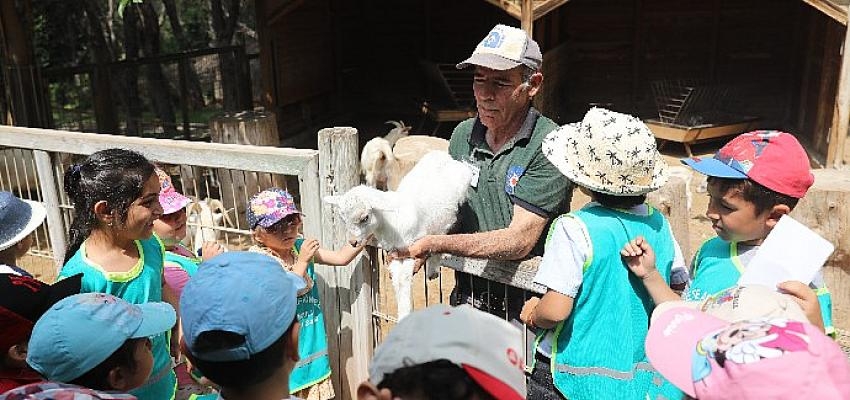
[482, 29, 505, 49]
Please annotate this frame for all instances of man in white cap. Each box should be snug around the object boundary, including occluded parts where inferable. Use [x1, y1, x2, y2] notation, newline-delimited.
[396, 24, 572, 320]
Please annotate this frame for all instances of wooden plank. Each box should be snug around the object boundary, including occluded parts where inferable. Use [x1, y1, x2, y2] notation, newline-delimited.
[803, 0, 848, 26]
[828, 22, 850, 167]
[317, 127, 371, 399]
[533, 0, 571, 20]
[521, 0, 534, 34]
[0, 126, 317, 175]
[33, 150, 66, 270]
[441, 255, 546, 294]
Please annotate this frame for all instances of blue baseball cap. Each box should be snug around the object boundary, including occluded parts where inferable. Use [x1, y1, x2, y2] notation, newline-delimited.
[180, 252, 305, 362]
[27, 293, 176, 382]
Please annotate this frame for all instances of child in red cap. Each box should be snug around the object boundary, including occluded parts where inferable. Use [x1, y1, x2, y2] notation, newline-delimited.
[0, 274, 81, 392]
[621, 130, 833, 335]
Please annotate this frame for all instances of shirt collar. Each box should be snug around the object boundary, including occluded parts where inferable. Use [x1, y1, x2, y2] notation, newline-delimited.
[469, 107, 540, 151]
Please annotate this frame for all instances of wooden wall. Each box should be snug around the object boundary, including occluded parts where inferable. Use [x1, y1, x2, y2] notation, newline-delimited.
[535, 0, 807, 129]
[793, 6, 845, 158]
[256, 0, 842, 159]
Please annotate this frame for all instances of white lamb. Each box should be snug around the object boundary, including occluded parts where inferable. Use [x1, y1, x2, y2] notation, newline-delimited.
[183, 198, 235, 252]
[325, 151, 473, 319]
[359, 121, 410, 190]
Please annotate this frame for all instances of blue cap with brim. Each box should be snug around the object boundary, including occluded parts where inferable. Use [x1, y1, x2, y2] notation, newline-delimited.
[180, 252, 305, 362]
[27, 293, 176, 382]
[681, 156, 748, 179]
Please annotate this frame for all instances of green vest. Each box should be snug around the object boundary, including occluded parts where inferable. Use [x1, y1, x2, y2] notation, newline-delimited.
[60, 235, 177, 400]
[548, 206, 682, 400]
[289, 238, 332, 392]
[687, 237, 835, 335]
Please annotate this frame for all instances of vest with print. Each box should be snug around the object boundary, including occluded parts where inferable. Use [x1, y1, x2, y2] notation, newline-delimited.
[549, 206, 682, 400]
[686, 237, 835, 334]
[289, 238, 332, 392]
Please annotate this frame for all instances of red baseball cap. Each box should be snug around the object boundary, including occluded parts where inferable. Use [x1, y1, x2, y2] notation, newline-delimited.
[0, 274, 82, 352]
[681, 130, 814, 198]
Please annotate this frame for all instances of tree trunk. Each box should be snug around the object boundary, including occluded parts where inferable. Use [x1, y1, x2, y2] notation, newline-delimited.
[210, 0, 242, 111]
[83, 0, 120, 134]
[138, 2, 178, 137]
[162, 0, 205, 109]
[122, 4, 142, 135]
[0, 0, 50, 128]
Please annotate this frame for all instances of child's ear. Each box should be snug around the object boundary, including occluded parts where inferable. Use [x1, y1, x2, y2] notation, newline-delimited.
[93, 200, 115, 226]
[765, 204, 792, 229]
[252, 229, 265, 245]
[107, 365, 132, 391]
[356, 382, 395, 400]
[7, 342, 27, 363]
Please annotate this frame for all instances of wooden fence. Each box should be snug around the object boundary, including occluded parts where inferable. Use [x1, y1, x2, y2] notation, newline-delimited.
[0, 124, 708, 399]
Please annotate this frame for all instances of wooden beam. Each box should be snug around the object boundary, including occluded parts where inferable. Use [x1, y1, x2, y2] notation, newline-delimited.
[803, 0, 848, 26]
[829, 22, 850, 167]
[533, 0, 571, 20]
[521, 0, 534, 35]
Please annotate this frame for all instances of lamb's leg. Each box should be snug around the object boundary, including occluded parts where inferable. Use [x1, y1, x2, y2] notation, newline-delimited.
[388, 258, 414, 320]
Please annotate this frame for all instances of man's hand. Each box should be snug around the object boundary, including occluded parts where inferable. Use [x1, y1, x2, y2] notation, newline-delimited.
[778, 281, 825, 331]
[389, 236, 429, 273]
[620, 236, 658, 279]
[520, 297, 540, 327]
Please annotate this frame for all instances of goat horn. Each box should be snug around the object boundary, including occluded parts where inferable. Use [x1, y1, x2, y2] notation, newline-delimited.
[385, 120, 403, 129]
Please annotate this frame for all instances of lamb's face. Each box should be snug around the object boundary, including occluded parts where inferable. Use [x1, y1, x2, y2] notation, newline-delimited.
[326, 190, 378, 246]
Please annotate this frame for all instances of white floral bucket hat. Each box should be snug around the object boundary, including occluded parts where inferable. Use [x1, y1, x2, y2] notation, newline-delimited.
[542, 107, 668, 196]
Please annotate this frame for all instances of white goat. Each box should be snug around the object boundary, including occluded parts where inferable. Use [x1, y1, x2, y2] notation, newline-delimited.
[383, 120, 411, 146]
[359, 121, 410, 190]
[325, 151, 473, 319]
[183, 198, 235, 252]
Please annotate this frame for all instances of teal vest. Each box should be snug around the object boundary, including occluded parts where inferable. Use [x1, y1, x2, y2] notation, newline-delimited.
[548, 206, 682, 400]
[687, 237, 835, 335]
[289, 238, 332, 392]
[164, 243, 200, 276]
[59, 235, 177, 400]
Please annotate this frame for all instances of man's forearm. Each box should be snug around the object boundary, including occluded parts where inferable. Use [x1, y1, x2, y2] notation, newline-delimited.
[427, 229, 535, 260]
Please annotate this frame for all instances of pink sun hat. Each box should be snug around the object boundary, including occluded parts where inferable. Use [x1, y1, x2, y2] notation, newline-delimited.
[646, 307, 850, 399]
[155, 168, 192, 215]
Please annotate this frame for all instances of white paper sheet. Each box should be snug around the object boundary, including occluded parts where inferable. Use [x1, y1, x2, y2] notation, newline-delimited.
[737, 215, 834, 289]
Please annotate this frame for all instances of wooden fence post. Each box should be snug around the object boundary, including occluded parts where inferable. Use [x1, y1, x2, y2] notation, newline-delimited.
[646, 174, 691, 261]
[33, 150, 66, 269]
[791, 169, 850, 333]
[317, 127, 373, 399]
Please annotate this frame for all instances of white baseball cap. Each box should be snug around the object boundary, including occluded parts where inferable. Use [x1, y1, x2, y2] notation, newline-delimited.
[652, 285, 809, 324]
[368, 304, 526, 400]
[457, 24, 542, 71]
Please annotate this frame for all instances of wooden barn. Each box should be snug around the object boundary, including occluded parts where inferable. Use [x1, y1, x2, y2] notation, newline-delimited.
[254, 0, 850, 166]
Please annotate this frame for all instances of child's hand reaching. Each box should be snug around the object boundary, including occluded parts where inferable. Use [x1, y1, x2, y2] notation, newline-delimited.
[778, 281, 825, 332]
[620, 236, 657, 279]
[520, 297, 540, 328]
[297, 238, 320, 264]
[200, 241, 226, 261]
